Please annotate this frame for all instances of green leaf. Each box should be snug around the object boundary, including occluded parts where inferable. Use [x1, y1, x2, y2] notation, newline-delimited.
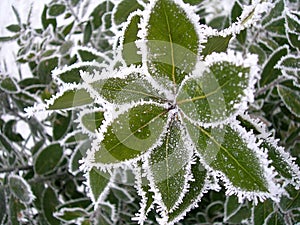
[34, 143, 63, 175]
[177, 61, 250, 124]
[149, 117, 192, 211]
[70, 140, 91, 174]
[42, 5, 57, 30]
[55, 208, 88, 222]
[53, 112, 72, 140]
[146, 0, 199, 90]
[277, 85, 300, 117]
[0, 134, 14, 153]
[265, 211, 285, 225]
[0, 188, 6, 223]
[88, 167, 111, 203]
[93, 104, 168, 164]
[90, 72, 166, 104]
[279, 184, 300, 211]
[6, 24, 21, 32]
[114, 0, 143, 25]
[182, 0, 204, 5]
[83, 21, 92, 45]
[9, 196, 25, 224]
[48, 88, 93, 110]
[201, 35, 232, 57]
[168, 157, 207, 223]
[37, 57, 58, 84]
[42, 187, 60, 225]
[260, 46, 288, 87]
[48, 4, 66, 17]
[262, 0, 284, 26]
[9, 175, 34, 204]
[90, 2, 114, 29]
[224, 195, 251, 224]
[185, 119, 269, 192]
[81, 110, 104, 133]
[77, 48, 108, 63]
[122, 14, 142, 65]
[0, 34, 19, 42]
[0, 77, 18, 92]
[4, 120, 24, 142]
[252, 199, 274, 225]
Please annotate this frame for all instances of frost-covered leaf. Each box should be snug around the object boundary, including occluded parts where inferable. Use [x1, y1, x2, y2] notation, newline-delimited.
[114, 0, 143, 25]
[177, 55, 253, 125]
[48, 4, 66, 17]
[47, 88, 93, 110]
[90, 71, 166, 104]
[224, 195, 251, 224]
[201, 35, 232, 57]
[277, 84, 300, 117]
[265, 211, 285, 225]
[4, 120, 24, 142]
[259, 46, 288, 88]
[185, 119, 270, 196]
[148, 117, 193, 212]
[88, 167, 111, 203]
[6, 24, 21, 33]
[69, 140, 91, 175]
[92, 103, 168, 165]
[34, 143, 63, 175]
[54, 207, 88, 222]
[90, 1, 114, 29]
[262, 0, 284, 26]
[0, 77, 19, 93]
[9, 175, 35, 204]
[77, 47, 110, 63]
[53, 112, 72, 140]
[9, 196, 25, 225]
[81, 110, 105, 133]
[285, 11, 300, 34]
[146, 0, 199, 89]
[167, 157, 207, 224]
[42, 187, 60, 225]
[122, 14, 142, 65]
[83, 21, 92, 45]
[38, 57, 58, 84]
[279, 184, 300, 211]
[252, 199, 274, 225]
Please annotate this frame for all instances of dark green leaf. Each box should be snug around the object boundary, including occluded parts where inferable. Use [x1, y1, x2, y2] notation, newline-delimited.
[57, 198, 91, 211]
[88, 167, 111, 203]
[177, 61, 250, 124]
[122, 15, 142, 65]
[201, 35, 232, 57]
[94, 104, 168, 164]
[62, 21, 74, 37]
[90, 2, 114, 29]
[0, 134, 14, 153]
[277, 85, 300, 117]
[0, 35, 19, 42]
[146, 0, 199, 89]
[149, 117, 192, 211]
[9, 196, 25, 225]
[83, 21, 92, 45]
[0, 188, 6, 223]
[55, 208, 88, 222]
[6, 24, 21, 32]
[42, 5, 57, 30]
[81, 111, 104, 133]
[265, 211, 285, 225]
[42, 187, 60, 225]
[37, 57, 58, 84]
[53, 112, 72, 140]
[280, 184, 300, 211]
[262, 0, 284, 26]
[185, 119, 269, 192]
[69, 140, 91, 174]
[47, 88, 93, 110]
[4, 120, 24, 142]
[48, 4, 66, 17]
[224, 195, 251, 223]
[77, 48, 108, 63]
[114, 0, 143, 25]
[0, 77, 18, 92]
[252, 199, 274, 225]
[91, 72, 166, 104]
[34, 143, 63, 175]
[9, 175, 34, 204]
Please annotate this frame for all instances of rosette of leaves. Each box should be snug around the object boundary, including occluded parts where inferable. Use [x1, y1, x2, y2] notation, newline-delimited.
[27, 0, 300, 224]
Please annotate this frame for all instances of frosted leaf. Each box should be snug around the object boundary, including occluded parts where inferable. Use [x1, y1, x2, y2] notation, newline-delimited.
[9, 175, 35, 204]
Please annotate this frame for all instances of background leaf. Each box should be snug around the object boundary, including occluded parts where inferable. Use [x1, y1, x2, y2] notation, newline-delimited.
[9, 175, 35, 204]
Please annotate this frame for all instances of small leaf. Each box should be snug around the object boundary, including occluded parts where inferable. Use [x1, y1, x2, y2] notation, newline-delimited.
[146, 0, 199, 89]
[42, 187, 60, 225]
[83, 21, 92, 45]
[90, 71, 166, 104]
[53, 112, 72, 140]
[81, 110, 105, 133]
[114, 0, 143, 25]
[48, 88, 93, 110]
[262, 0, 284, 26]
[88, 167, 111, 203]
[37, 57, 58, 84]
[122, 14, 142, 65]
[6, 24, 21, 32]
[201, 35, 232, 57]
[42, 5, 57, 30]
[0, 77, 19, 93]
[54, 208, 88, 222]
[9, 196, 25, 224]
[4, 120, 24, 142]
[93, 104, 168, 164]
[48, 4, 66, 17]
[77, 48, 108, 63]
[177, 60, 250, 124]
[148, 117, 193, 211]
[277, 85, 300, 117]
[9, 175, 35, 204]
[90, 2, 114, 29]
[182, 0, 204, 5]
[69, 140, 91, 175]
[34, 143, 63, 175]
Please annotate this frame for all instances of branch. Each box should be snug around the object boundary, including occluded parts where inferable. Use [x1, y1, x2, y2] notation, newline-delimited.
[0, 165, 33, 173]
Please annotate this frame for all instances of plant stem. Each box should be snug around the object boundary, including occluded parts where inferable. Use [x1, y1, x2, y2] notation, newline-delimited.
[0, 165, 33, 173]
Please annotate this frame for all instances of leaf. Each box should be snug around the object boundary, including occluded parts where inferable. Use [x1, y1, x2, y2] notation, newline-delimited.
[34, 143, 63, 175]
[9, 196, 25, 224]
[53, 111, 72, 140]
[168, 157, 207, 223]
[81, 110, 105, 133]
[259, 46, 288, 87]
[185, 119, 269, 193]
[280, 184, 300, 212]
[42, 5, 57, 30]
[201, 35, 232, 57]
[0, 188, 6, 223]
[265, 211, 285, 225]
[122, 14, 142, 65]
[54, 208, 88, 222]
[114, 0, 143, 25]
[146, 0, 199, 90]
[69, 140, 91, 174]
[177, 60, 250, 124]
[90, 2, 114, 29]
[9, 175, 35, 204]
[77, 48, 109, 63]
[6, 24, 21, 32]
[0, 34, 19, 42]
[252, 199, 274, 225]
[277, 85, 300, 117]
[0, 77, 19, 93]
[83, 21, 92, 45]
[224, 195, 251, 224]
[37, 57, 58, 84]
[0, 134, 14, 153]
[4, 120, 24, 142]
[90, 71, 166, 104]
[88, 167, 111, 203]
[93, 104, 168, 164]
[262, 0, 284, 26]
[48, 4, 66, 17]
[42, 187, 60, 225]
[47, 88, 93, 110]
[148, 117, 192, 211]
[182, 0, 204, 5]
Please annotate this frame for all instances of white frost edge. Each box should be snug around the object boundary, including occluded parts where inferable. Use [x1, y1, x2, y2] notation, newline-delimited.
[53, 207, 86, 224]
[8, 174, 36, 204]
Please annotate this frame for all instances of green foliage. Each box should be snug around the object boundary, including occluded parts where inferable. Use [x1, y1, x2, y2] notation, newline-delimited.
[0, 0, 299, 224]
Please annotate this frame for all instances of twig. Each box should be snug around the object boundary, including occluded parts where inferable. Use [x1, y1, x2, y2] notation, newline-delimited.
[0, 165, 33, 173]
